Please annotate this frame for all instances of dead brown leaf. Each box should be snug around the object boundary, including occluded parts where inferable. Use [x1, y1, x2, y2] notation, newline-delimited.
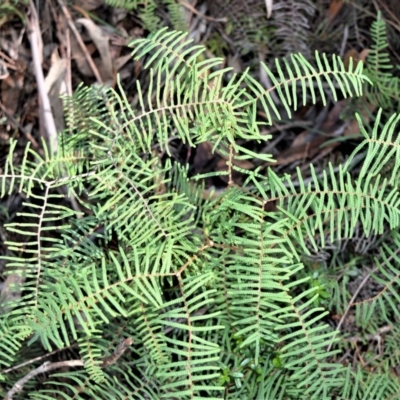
[327, 0, 344, 21]
[76, 18, 114, 83]
[344, 49, 361, 70]
[271, 100, 349, 166]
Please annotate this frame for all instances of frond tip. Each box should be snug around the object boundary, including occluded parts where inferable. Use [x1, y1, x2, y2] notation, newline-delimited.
[245, 51, 370, 123]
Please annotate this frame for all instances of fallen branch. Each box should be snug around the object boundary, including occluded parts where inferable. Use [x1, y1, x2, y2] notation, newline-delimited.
[4, 360, 84, 400]
[4, 337, 133, 400]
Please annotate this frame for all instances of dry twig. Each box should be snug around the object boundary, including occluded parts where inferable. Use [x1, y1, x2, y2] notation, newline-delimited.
[4, 337, 133, 399]
[4, 360, 84, 400]
[56, 0, 103, 84]
[27, 0, 58, 154]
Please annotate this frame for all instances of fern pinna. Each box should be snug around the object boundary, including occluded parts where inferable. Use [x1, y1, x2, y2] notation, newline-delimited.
[1, 26, 400, 400]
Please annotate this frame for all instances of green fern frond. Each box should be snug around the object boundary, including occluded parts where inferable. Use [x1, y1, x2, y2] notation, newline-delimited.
[353, 229, 400, 326]
[78, 336, 105, 383]
[344, 109, 400, 186]
[246, 51, 370, 124]
[266, 163, 400, 253]
[104, 0, 186, 32]
[0, 317, 30, 372]
[4, 26, 400, 400]
[337, 365, 400, 399]
[365, 12, 400, 110]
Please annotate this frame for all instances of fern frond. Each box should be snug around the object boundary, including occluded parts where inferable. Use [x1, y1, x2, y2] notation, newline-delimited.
[105, 0, 186, 32]
[353, 229, 400, 326]
[267, 162, 400, 252]
[105, 0, 160, 31]
[0, 317, 31, 372]
[269, 0, 316, 58]
[78, 336, 105, 383]
[365, 12, 400, 110]
[245, 51, 370, 124]
[344, 109, 400, 186]
[1, 27, 392, 400]
[337, 365, 400, 399]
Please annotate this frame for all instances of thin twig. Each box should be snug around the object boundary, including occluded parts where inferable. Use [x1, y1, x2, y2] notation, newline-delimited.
[56, 0, 103, 84]
[27, 0, 58, 154]
[111, 159, 168, 238]
[102, 337, 133, 368]
[4, 337, 133, 399]
[0, 344, 77, 375]
[375, 0, 400, 27]
[327, 247, 400, 352]
[0, 50, 16, 67]
[4, 360, 84, 400]
[65, 25, 72, 96]
[47, 0, 72, 96]
[349, 0, 400, 34]
[327, 267, 377, 354]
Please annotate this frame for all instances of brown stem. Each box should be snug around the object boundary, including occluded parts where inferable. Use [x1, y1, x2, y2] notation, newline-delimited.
[4, 338, 133, 399]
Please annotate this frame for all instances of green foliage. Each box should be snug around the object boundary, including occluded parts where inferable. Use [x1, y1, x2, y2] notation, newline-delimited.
[105, 0, 186, 32]
[205, 0, 316, 61]
[1, 26, 400, 400]
[268, 0, 316, 58]
[0, 0, 28, 24]
[364, 12, 400, 110]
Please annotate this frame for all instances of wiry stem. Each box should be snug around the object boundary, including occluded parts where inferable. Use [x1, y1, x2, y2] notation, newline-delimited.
[4, 337, 133, 400]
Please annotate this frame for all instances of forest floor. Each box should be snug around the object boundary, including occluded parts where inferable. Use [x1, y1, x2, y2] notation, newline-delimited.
[1, 0, 400, 385]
